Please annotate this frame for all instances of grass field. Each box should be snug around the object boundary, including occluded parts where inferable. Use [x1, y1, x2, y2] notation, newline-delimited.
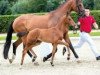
[69, 31, 100, 37]
[0, 31, 100, 41]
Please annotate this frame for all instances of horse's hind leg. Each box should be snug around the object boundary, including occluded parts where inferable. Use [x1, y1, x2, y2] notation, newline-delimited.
[9, 38, 22, 63]
[30, 49, 37, 62]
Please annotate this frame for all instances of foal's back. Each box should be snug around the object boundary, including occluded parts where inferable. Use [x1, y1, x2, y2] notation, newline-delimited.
[27, 15, 68, 43]
[27, 27, 63, 43]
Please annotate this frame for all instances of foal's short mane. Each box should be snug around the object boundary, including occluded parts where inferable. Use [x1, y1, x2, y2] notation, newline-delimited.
[56, 15, 67, 27]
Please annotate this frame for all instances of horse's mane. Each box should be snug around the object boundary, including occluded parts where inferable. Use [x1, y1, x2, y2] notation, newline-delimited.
[50, 0, 68, 14]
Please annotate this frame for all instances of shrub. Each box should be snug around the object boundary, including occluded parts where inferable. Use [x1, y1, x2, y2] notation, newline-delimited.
[0, 10, 100, 33]
[0, 15, 17, 33]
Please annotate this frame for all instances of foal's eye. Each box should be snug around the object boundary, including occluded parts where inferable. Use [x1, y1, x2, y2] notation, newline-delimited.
[68, 18, 71, 21]
[79, 4, 82, 7]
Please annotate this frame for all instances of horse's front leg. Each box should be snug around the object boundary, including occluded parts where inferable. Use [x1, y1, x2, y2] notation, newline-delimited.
[63, 33, 79, 59]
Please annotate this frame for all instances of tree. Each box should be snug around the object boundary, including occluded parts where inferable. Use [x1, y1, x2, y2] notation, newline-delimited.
[94, 0, 100, 10]
[83, 0, 94, 10]
[0, 0, 11, 15]
[11, 0, 47, 14]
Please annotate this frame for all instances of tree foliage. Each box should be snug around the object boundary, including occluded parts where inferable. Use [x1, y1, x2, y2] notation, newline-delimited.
[0, 0, 100, 15]
[0, 0, 11, 15]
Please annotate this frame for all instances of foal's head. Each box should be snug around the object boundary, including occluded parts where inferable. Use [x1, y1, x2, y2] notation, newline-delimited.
[65, 15, 76, 27]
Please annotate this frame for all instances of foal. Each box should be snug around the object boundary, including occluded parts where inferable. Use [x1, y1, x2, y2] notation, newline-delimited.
[18, 15, 76, 66]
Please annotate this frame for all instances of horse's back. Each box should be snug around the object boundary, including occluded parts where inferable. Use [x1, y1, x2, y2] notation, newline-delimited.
[13, 13, 50, 32]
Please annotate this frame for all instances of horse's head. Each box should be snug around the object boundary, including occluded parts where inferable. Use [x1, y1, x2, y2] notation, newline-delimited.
[70, 0, 85, 17]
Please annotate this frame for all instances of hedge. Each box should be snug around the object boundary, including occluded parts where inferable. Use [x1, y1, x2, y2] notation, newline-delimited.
[0, 10, 100, 33]
[0, 13, 45, 33]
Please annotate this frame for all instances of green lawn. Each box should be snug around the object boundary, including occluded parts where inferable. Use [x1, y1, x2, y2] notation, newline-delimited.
[0, 31, 100, 41]
[0, 36, 18, 41]
[69, 31, 100, 37]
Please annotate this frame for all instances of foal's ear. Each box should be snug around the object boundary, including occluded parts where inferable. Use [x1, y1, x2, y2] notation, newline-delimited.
[66, 11, 70, 16]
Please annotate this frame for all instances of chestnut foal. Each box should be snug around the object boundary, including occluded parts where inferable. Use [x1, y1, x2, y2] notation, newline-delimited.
[17, 15, 76, 66]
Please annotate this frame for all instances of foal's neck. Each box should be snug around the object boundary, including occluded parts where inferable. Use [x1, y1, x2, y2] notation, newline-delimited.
[56, 19, 67, 32]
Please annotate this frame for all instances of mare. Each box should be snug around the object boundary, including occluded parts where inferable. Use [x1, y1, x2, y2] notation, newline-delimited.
[3, 0, 85, 63]
[17, 15, 76, 66]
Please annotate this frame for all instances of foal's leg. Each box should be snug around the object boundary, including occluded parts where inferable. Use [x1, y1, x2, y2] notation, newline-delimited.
[56, 40, 71, 60]
[43, 48, 57, 62]
[21, 46, 31, 65]
[9, 38, 33, 63]
[66, 47, 70, 60]
[50, 44, 57, 66]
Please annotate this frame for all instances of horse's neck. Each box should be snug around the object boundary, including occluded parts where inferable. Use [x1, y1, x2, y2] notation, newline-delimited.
[51, 0, 72, 18]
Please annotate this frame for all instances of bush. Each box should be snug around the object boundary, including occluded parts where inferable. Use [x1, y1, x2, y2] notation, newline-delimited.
[11, 0, 47, 14]
[0, 10, 100, 33]
[11, 0, 33, 14]
[0, 15, 17, 33]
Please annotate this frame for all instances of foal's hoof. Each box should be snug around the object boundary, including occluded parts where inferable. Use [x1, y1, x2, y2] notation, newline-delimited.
[43, 57, 47, 62]
[50, 62, 54, 66]
[9, 59, 13, 64]
[75, 59, 81, 63]
[21, 63, 23, 65]
[34, 62, 39, 66]
[20, 62, 23, 65]
[63, 47, 66, 56]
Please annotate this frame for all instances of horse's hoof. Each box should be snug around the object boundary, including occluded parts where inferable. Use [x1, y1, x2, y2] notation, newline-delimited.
[43, 57, 47, 62]
[32, 56, 37, 62]
[63, 47, 66, 56]
[67, 57, 70, 60]
[50, 62, 54, 66]
[34, 62, 39, 66]
[77, 60, 81, 63]
[9, 59, 13, 64]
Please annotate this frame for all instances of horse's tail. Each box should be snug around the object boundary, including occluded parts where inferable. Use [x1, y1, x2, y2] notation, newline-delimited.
[3, 21, 14, 59]
[17, 31, 29, 37]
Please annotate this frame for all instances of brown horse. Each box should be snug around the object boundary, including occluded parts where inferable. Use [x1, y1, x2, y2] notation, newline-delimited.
[17, 14, 76, 66]
[3, 0, 85, 63]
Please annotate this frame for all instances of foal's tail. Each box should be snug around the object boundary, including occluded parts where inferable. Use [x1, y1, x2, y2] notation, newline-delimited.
[3, 21, 14, 59]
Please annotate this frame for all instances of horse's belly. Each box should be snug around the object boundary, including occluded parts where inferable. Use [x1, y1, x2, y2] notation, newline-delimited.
[25, 17, 49, 31]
